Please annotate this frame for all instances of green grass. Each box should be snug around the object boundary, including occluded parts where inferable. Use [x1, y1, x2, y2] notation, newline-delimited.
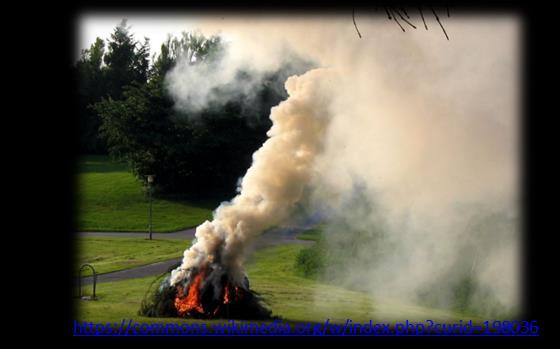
[78, 237, 191, 276]
[77, 244, 481, 326]
[77, 155, 214, 232]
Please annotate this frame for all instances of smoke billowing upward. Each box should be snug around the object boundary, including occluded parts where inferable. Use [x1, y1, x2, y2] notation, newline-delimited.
[167, 13, 521, 316]
[170, 68, 337, 286]
[165, 31, 309, 115]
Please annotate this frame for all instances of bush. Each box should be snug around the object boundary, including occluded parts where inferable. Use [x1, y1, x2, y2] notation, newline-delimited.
[295, 241, 325, 279]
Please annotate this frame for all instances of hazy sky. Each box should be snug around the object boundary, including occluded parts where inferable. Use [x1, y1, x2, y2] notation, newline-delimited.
[76, 13, 204, 60]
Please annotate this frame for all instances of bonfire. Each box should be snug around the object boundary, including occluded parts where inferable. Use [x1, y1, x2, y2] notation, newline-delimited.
[140, 69, 333, 320]
[139, 262, 271, 319]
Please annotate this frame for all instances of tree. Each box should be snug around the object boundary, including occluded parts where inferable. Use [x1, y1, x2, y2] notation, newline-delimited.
[75, 37, 107, 153]
[150, 37, 175, 82]
[75, 20, 154, 154]
[103, 19, 150, 100]
[95, 79, 174, 180]
[171, 31, 224, 66]
[95, 29, 312, 199]
[95, 33, 226, 195]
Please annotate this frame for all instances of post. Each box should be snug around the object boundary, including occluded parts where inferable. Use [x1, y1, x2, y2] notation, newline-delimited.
[148, 183, 153, 240]
[147, 175, 155, 240]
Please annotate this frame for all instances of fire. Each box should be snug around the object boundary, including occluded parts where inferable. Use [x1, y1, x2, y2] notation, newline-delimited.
[212, 282, 244, 316]
[141, 259, 271, 319]
[223, 282, 241, 304]
[174, 267, 206, 317]
[223, 284, 232, 304]
[174, 266, 248, 318]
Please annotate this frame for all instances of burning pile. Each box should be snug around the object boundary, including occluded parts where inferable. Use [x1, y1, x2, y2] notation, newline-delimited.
[140, 69, 335, 319]
[140, 262, 271, 319]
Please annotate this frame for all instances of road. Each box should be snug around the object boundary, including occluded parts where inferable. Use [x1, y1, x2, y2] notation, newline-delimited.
[79, 225, 315, 285]
[78, 228, 196, 240]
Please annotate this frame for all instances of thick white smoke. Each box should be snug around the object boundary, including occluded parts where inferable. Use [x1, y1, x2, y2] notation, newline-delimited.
[167, 13, 521, 315]
[170, 68, 337, 285]
[165, 30, 301, 114]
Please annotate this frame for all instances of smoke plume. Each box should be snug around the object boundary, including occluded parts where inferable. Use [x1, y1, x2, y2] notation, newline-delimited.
[168, 13, 521, 315]
[170, 68, 337, 285]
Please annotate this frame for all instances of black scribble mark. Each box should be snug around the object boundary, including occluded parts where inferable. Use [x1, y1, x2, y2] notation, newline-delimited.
[385, 6, 392, 20]
[431, 7, 449, 40]
[389, 8, 406, 32]
[350, 5, 450, 40]
[395, 8, 417, 29]
[400, 7, 410, 19]
[419, 6, 428, 30]
[352, 8, 362, 38]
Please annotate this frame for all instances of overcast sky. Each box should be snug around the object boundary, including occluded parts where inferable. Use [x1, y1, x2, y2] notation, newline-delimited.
[76, 13, 206, 61]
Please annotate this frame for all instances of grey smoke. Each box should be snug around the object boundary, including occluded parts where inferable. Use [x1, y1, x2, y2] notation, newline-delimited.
[165, 34, 311, 115]
[166, 13, 521, 315]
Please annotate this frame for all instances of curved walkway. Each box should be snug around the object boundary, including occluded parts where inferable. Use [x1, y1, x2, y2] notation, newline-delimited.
[79, 225, 315, 285]
[79, 228, 196, 240]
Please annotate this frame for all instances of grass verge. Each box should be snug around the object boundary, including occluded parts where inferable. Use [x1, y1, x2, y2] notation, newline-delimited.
[78, 237, 191, 275]
[77, 155, 214, 232]
[76, 244, 479, 326]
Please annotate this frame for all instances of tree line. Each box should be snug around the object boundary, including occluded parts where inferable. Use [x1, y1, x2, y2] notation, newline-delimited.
[74, 20, 311, 199]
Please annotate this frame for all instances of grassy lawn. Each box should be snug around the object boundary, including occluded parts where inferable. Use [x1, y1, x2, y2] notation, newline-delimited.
[76, 244, 480, 326]
[78, 237, 191, 276]
[77, 155, 214, 232]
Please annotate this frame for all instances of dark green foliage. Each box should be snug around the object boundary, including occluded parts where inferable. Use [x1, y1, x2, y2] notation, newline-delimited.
[103, 20, 150, 100]
[77, 21, 313, 199]
[139, 272, 178, 318]
[94, 78, 174, 183]
[93, 67, 283, 199]
[295, 241, 325, 279]
[76, 20, 153, 154]
[75, 38, 107, 154]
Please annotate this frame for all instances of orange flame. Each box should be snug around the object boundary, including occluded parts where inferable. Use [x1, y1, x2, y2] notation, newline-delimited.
[175, 267, 247, 318]
[175, 267, 206, 317]
[224, 283, 242, 304]
[224, 282, 232, 304]
[212, 282, 243, 317]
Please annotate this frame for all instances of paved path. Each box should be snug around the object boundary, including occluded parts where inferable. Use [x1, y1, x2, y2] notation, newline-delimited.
[79, 228, 196, 240]
[79, 225, 315, 285]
